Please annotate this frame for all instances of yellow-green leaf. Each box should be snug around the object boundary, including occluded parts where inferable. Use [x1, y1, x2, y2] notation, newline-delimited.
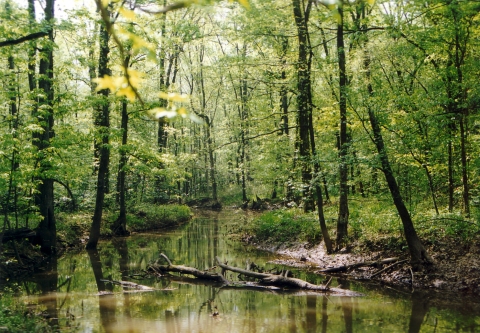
[158, 92, 189, 103]
[117, 86, 136, 102]
[93, 75, 117, 92]
[152, 108, 178, 119]
[237, 0, 250, 9]
[118, 7, 136, 20]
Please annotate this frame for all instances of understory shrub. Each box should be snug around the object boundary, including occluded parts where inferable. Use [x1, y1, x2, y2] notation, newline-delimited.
[249, 209, 321, 244]
[125, 204, 192, 232]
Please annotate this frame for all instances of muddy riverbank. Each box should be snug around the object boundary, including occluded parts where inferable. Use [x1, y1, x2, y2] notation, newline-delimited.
[249, 236, 480, 295]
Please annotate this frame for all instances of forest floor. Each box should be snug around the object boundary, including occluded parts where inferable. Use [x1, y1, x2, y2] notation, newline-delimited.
[247, 236, 480, 296]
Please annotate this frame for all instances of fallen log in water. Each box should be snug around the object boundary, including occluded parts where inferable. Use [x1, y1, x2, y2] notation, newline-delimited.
[100, 279, 154, 291]
[146, 253, 362, 296]
[148, 253, 229, 284]
[215, 257, 362, 296]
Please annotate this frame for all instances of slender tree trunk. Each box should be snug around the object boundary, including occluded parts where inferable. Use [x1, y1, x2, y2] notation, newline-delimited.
[459, 112, 469, 217]
[364, 53, 432, 268]
[87, 13, 111, 250]
[155, 0, 169, 203]
[112, 98, 129, 236]
[336, 1, 349, 249]
[239, 76, 249, 203]
[27, 0, 36, 92]
[34, 0, 56, 254]
[448, 135, 454, 212]
[280, 37, 289, 135]
[310, 114, 333, 253]
[292, 0, 314, 212]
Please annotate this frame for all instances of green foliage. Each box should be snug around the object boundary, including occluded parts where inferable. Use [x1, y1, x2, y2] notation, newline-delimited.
[121, 204, 192, 232]
[0, 289, 53, 333]
[248, 209, 322, 244]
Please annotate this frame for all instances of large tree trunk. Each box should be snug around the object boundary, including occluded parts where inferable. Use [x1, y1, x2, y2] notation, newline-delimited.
[336, 1, 349, 249]
[292, 0, 314, 212]
[87, 14, 111, 250]
[34, 0, 56, 254]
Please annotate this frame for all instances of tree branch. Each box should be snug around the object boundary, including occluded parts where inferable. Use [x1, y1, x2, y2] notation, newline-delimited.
[0, 31, 48, 48]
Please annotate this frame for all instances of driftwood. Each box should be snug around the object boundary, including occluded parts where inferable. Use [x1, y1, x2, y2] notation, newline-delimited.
[370, 259, 408, 278]
[319, 257, 401, 273]
[147, 254, 362, 296]
[100, 279, 154, 291]
[215, 257, 362, 296]
[148, 253, 229, 284]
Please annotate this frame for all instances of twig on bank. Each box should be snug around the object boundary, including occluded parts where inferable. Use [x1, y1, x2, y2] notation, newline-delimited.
[370, 259, 408, 278]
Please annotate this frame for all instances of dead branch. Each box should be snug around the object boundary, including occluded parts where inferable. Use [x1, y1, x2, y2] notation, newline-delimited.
[319, 257, 400, 273]
[215, 257, 362, 296]
[370, 259, 408, 278]
[149, 254, 229, 284]
[100, 279, 154, 291]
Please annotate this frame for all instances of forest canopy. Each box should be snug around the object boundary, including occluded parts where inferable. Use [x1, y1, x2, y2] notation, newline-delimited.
[0, 0, 479, 264]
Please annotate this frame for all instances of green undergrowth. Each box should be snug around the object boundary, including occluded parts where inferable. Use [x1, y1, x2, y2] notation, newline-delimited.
[245, 208, 325, 245]
[0, 287, 53, 332]
[56, 204, 192, 245]
[245, 197, 480, 252]
[121, 204, 192, 232]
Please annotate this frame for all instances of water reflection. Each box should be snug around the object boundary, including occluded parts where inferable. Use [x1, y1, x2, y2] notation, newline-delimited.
[339, 279, 353, 333]
[305, 295, 317, 333]
[34, 257, 59, 329]
[87, 249, 116, 333]
[11, 210, 480, 332]
[408, 291, 429, 333]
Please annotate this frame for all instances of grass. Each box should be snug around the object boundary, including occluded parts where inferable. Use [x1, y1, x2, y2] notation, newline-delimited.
[244, 195, 480, 252]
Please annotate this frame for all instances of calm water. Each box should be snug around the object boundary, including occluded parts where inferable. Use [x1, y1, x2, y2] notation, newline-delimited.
[11, 210, 480, 332]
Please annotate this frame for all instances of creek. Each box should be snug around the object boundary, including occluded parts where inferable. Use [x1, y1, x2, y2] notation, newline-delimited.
[9, 210, 480, 332]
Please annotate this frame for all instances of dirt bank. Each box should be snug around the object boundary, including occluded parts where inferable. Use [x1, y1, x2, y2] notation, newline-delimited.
[250, 236, 480, 295]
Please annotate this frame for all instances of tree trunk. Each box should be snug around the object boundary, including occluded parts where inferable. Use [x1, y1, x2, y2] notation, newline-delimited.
[280, 37, 289, 135]
[112, 98, 129, 236]
[336, 1, 349, 249]
[87, 14, 111, 250]
[364, 53, 432, 268]
[292, 0, 314, 212]
[34, 0, 56, 254]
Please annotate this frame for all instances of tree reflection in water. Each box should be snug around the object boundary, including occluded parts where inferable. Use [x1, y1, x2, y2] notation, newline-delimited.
[35, 256, 59, 329]
[340, 279, 353, 333]
[87, 249, 116, 333]
[408, 291, 430, 333]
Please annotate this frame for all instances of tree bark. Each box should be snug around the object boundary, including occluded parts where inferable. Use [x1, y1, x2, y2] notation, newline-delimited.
[34, 0, 56, 254]
[292, 0, 315, 212]
[364, 52, 432, 268]
[336, 1, 349, 249]
[87, 13, 111, 250]
[112, 98, 129, 236]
